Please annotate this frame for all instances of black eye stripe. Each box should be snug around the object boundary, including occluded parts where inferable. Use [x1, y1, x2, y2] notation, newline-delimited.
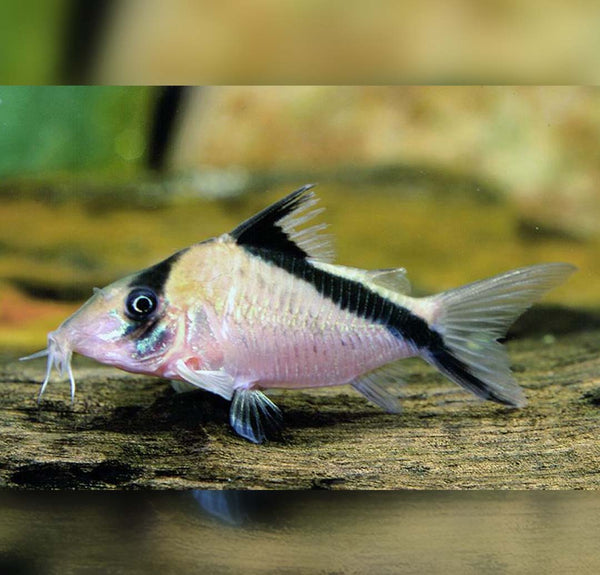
[125, 288, 158, 321]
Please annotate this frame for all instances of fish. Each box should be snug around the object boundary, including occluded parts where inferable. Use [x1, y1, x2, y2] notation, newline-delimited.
[21, 185, 576, 443]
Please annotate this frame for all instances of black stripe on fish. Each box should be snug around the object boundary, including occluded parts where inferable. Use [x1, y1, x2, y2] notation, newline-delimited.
[245, 247, 440, 350]
[128, 249, 187, 295]
[427, 346, 514, 405]
[230, 185, 315, 259]
[123, 314, 172, 358]
[124, 250, 185, 351]
[135, 321, 171, 358]
[123, 314, 161, 338]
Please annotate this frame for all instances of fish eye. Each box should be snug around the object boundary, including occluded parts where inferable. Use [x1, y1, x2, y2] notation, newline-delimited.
[125, 288, 157, 320]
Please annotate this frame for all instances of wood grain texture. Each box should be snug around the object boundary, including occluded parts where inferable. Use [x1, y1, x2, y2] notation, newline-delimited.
[1, 307, 599, 490]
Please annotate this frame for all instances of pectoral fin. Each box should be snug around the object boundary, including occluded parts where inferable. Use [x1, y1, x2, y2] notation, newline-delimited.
[174, 359, 234, 400]
[229, 388, 283, 444]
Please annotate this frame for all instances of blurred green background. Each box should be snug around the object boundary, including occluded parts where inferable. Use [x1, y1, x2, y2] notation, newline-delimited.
[0, 86, 598, 351]
[0, 86, 151, 177]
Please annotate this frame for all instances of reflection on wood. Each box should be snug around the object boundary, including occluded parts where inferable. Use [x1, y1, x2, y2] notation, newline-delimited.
[1, 491, 600, 573]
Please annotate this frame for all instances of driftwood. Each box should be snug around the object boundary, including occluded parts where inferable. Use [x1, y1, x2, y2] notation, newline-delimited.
[1, 306, 599, 489]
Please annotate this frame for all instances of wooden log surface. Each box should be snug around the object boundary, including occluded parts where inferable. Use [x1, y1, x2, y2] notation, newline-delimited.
[1, 306, 599, 490]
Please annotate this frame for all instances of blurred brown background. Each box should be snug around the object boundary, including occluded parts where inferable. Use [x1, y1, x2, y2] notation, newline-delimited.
[2, 1, 600, 83]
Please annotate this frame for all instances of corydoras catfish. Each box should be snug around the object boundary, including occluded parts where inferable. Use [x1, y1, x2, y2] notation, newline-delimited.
[22, 186, 576, 443]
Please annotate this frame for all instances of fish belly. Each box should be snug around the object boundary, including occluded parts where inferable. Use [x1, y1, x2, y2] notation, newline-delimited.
[216, 271, 413, 390]
[241, 321, 411, 390]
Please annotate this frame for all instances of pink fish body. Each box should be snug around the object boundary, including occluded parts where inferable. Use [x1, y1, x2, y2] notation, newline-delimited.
[22, 186, 576, 442]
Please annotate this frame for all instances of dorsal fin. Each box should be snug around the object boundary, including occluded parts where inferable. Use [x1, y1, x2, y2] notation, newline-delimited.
[230, 185, 334, 262]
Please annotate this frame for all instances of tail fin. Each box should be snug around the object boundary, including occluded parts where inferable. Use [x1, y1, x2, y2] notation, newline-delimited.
[423, 263, 576, 407]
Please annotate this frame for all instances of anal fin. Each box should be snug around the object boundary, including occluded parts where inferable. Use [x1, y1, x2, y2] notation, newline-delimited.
[230, 389, 283, 444]
[350, 362, 405, 413]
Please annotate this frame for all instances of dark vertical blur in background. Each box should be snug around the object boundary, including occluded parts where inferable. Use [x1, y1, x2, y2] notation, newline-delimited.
[1, 0, 600, 84]
[57, 0, 116, 83]
[147, 86, 188, 171]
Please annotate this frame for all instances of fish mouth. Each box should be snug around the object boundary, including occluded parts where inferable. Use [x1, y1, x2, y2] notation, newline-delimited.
[20, 331, 76, 403]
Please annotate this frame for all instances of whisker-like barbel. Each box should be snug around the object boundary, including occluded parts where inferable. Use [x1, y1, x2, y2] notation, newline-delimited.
[19, 349, 49, 361]
[20, 333, 76, 403]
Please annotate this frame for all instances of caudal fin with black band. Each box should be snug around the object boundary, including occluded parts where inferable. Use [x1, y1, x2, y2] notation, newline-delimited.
[424, 263, 576, 406]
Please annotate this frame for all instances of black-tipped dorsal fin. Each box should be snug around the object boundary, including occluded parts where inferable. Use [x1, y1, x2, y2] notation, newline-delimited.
[230, 185, 334, 262]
